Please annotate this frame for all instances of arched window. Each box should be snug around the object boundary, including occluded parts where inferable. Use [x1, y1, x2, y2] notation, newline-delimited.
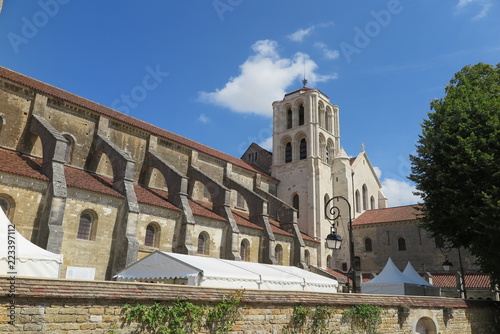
[299, 138, 307, 160]
[292, 194, 299, 218]
[298, 104, 304, 126]
[325, 108, 333, 132]
[398, 237, 407, 251]
[370, 196, 375, 210]
[240, 239, 250, 261]
[0, 115, 3, 135]
[286, 108, 292, 129]
[365, 238, 372, 252]
[197, 233, 209, 255]
[326, 140, 334, 165]
[355, 190, 361, 213]
[285, 142, 292, 163]
[362, 184, 368, 211]
[63, 134, 75, 164]
[275, 244, 283, 265]
[0, 195, 14, 220]
[77, 211, 96, 240]
[354, 256, 361, 271]
[326, 255, 332, 269]
[415, 317, 437, 334]
[304, 250, 310, 266]
[145, 223, 160, 247]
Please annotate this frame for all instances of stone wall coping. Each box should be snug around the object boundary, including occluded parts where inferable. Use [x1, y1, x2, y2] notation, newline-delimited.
[2, 276, 496, 309]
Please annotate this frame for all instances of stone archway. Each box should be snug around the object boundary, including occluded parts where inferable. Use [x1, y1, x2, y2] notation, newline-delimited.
[415, 317, 437, 334]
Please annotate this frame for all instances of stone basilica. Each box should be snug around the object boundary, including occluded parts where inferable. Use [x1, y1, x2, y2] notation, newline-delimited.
[0, 66, 484, 292]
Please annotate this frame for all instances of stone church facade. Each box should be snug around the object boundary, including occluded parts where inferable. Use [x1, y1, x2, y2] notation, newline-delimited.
[7, 65, 462, 284]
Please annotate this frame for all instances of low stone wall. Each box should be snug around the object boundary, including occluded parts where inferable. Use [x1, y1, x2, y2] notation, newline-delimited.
[0, 276, 498, 333]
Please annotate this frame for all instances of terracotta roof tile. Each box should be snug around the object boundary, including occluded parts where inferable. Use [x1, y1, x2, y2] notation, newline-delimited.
[431, 273, 491, 289]
[0, 66, 273, 180]
[0, 149, 48, 181]
[190, 200, 226, 222]
[353, 204, 422, 226]
[231, 209, 264, 230]
[134, 185, 179, 211]
[64, 166, 123, 198]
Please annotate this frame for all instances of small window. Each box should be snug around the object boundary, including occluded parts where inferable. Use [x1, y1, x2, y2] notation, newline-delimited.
[342, 262, 348, 272]
[365, 238, 372, 252]
[197, 233, 209, 255]
[355, 190, 361, 213]
[285, 142, 292, 163]
[275, 244, 283, 265]
[145, 223, 159, 247]
[326, 255, 332, 269]
[304, 250, 310, 266]
[354, 256, 361, 271]
[77, 212, 95, 240]
[236, 192, 245, 209]
[325, 145, 329, 163]
[298, 104, 304, 126]
[370, 196, 375, 210]
[0, 198, 10, 215]
[398, 237, 406, 251]
[286, 108, 292, 129]
[240, 239, 250, 261]
[299, 138, 307, 160]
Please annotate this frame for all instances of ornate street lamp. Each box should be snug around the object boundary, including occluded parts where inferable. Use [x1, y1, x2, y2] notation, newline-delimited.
[325, 196, 356, 293]
[442, 256, 453, 271]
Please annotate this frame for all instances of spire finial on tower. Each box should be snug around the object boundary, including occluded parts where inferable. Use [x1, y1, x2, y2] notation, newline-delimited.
[302, 77, 308, 88]
[361, 143, 366, 151]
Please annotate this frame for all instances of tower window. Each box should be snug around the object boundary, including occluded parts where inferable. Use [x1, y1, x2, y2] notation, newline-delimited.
[285, 142, 292, 163]
[298, 105, 304, 126]
[286, 108, 292, 129]
[362, 184, 368, 211]
[299, 138, 307, 160]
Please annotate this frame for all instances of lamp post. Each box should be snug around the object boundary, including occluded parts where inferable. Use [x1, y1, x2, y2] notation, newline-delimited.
[324, 196, 356, 293]
[440, 246, 467, 299]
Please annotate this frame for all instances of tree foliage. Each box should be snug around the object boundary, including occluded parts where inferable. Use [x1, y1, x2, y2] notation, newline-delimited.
[409, 62, 500, 283]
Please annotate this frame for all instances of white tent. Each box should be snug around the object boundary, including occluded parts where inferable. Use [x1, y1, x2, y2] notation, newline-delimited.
[0, 209, 63, 278]
[361, 258, 429, 296]
[115, 251, 338, 293]
[403, 262, 441, 296]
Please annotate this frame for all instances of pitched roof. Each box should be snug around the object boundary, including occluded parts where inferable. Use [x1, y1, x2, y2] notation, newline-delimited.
[133, 185, 179, 211]
[0, 66, 273, 179]
[431, 273, 492, 289]
[353, 204, 422, 226]
[0, 149, 48, 181]
[64, 166, 123, 198]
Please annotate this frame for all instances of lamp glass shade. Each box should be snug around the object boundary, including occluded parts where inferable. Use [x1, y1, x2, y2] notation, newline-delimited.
[326, 233, 343, 249]
[442, 259, 453, 271]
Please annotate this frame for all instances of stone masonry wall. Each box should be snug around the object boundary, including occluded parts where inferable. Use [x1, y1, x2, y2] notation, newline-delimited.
[1, 277, 498, 333]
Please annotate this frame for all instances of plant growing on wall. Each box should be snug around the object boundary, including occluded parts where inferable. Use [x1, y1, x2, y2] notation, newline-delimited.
[342, 304, 382, 334]
[285, 305, 334, 334]
[123, 291, 243, 334]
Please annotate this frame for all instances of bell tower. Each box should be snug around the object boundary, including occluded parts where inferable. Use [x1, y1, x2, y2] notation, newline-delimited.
[271, 86, 342, 266]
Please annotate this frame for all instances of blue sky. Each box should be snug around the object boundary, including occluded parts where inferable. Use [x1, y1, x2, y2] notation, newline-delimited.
[1, 1, 499, 207]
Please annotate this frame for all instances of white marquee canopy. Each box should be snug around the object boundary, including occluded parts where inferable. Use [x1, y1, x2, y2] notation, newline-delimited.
[115, 251, 338, 293]
[0, 209, 63, 278]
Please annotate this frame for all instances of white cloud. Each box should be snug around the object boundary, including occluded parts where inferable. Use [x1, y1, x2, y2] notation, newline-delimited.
[197, 113, 210, 123]
[373, 166, 382, 179]
[381, 178, 421, 207]
[287, 27, 314, 42]
[314, 42, 340, 60]
[258, 136, 273, 151]
[455, 0, 492, 19]
[198, 39, 337, 116]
